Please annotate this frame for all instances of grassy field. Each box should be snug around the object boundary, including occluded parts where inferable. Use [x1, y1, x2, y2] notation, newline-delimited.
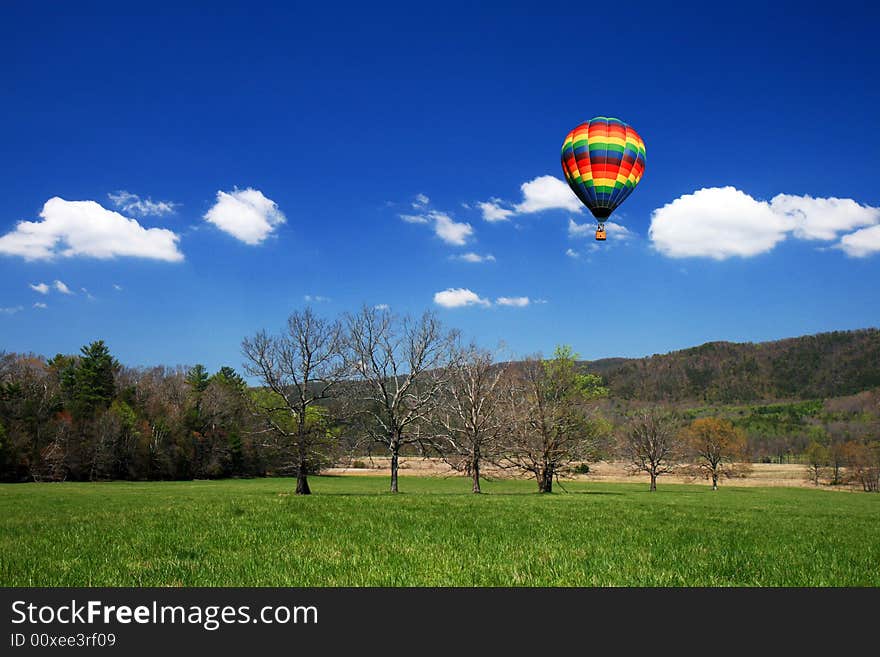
[1, 476, 878, 586]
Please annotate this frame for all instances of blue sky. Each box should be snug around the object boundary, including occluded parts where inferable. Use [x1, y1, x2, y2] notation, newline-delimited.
[1, 1, 879, 372]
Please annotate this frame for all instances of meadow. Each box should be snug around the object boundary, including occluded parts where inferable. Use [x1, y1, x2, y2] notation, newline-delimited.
[1, 476, 878, 587]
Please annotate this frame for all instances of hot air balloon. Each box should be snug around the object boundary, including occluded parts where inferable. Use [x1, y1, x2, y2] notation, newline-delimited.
[561, 117, 646, 241]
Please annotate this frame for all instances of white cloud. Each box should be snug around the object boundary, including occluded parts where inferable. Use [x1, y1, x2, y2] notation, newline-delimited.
[113, 284, 123, 291]
[400, 214, 430, 224]
[0, 306, 23, 315]
[514, 175, 583, 214]
[649, 186, 880, 260]
[838, 224, 880, 258]
[496, 296, 530, 307]
[605, 222, 634, 239]
[453, 252, 495, 263]
[570, 219, 633, 241]
[480, 175, 582, 225]
[0, 197, 184, 262]
[565, 248, 580, 259]
[108, 191, 177, 217]
[430, 211, 473, 246]
[53, 280, 73, 294]
[81, 287, 96, 300]
[30, 282, 49, 294]
[33, 302, 47, 309]
[204, 188, 286, 245]
[478, 200, 515, 223]
[649, 187, 792, 260]
[400, 210, 473, 245]
[374, 303, 390, 310]
[433, 288, 491, 308]
[413, 193, 430, 208]
[770, 194, 880, 241]
[304, 295, 330, 303]
[568, 219, 593, 239]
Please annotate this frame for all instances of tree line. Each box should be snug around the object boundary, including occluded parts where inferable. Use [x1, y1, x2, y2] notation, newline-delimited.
[1, 306, 878, 493]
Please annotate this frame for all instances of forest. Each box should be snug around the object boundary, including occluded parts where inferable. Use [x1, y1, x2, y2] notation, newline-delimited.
[1, 312, 878, 491]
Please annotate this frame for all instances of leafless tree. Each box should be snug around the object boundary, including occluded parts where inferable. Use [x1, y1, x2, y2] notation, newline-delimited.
[242, 308, 347, 495]
[842, 440, 880, 492]
[803, 441, 829, 486]
[432, 343, 509, 493]
[500, 347, 608, 493]
[682, 417, 751, 489]
[344, 306, 457, 493]
[620, 409, 681, 491]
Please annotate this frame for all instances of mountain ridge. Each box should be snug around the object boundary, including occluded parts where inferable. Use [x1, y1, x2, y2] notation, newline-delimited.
[578, 328, 880, 403]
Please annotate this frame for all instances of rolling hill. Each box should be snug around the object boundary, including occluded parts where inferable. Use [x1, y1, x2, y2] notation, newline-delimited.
[580, 328, 880, 403]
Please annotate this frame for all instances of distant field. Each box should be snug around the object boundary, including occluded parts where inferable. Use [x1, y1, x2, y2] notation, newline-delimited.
[1, 477, 878, 586]
[330, 458, 820, 488]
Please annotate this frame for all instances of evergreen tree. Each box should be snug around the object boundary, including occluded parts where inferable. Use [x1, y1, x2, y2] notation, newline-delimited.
[185, 364, 210, 394]
[72, 341, 118, 417]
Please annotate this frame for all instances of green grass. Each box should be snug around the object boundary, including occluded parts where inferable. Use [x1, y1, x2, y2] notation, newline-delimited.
[1, 476, 878, 586]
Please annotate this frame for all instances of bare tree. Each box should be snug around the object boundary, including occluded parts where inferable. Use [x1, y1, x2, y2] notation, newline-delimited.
[242, 308, 346, 495]
[842, 440, 880, 492]
[501, 346, 608, 493]
[432, 343, 509, 493]
[344, 306, 456, 493]
[620, 409, 681, 491]
[803, 441, 829, 486]
[682, 417, 751, 490]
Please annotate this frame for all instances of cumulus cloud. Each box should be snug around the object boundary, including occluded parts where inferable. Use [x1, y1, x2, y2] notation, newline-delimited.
[496, 296, 530, 307]
[649, 187, 880, 259]
[0, 306, 23, 315]
[113, 284, 123, 291]
[453, 252, 495, 263]
[771, 194, 880, 241]
[480, 175, 583, 223]
[565, 248, 580, 259]
[649, 187, 794, 259]
[204, 188, 286, 245]
[514, 175, 583, 214]
[431, 212, 473, 246]
[33, 302, 47, 309]
[0, 198, 184, 262]
[838, 224, 880, 257]
[30, 282, 49, 294]
[374, 303, 390, 310]
[433, 288, 491, 308]
[108, 191, 177, 217]
[402, 211, 473, 246]
[53, 280, 73, 294]
[478, 200, 515, 223]
[413, 193, 430, 208]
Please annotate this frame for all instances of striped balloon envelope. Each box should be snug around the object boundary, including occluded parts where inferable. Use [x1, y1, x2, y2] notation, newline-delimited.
[561, 117, 646, 220]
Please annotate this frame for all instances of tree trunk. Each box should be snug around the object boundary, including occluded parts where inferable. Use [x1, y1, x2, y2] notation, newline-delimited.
[295, 466, 311, 495]
[390, 440, 400, 493]
[711, 472, 718, 490]
[538, 466, 553, 493]
[471, 457, 481, 494]
[295, 418, 311, 495]
[650, 472, 657, 491]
